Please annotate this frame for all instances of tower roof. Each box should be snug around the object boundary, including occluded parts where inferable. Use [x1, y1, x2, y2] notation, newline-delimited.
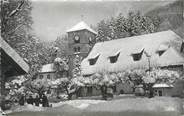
[66, 21, 97, 35]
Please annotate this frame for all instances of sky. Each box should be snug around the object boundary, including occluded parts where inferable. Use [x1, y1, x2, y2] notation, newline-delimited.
[31, 0, 175, 42]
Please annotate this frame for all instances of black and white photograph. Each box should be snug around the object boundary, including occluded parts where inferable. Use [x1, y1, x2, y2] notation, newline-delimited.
[0, 0, 184, 116]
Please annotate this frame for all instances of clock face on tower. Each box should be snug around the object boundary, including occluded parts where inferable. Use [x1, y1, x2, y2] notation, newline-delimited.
[74, 35, 80, 43]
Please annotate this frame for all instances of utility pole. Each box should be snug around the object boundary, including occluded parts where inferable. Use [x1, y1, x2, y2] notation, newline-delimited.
[148, 56, 151, 74]
[144, 51, 151, 73]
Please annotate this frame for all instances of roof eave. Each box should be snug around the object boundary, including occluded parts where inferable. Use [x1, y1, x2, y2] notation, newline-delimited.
[0, 37, 29, 74]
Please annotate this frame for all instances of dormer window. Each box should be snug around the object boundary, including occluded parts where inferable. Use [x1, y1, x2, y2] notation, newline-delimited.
[74, 35, 80, 43]
[157, 44, 169, 56]
[109, 52, 120, 63]
[89, 55, 100, 65]
[158, 50, 165, 56]
[132, 49, 144, 61]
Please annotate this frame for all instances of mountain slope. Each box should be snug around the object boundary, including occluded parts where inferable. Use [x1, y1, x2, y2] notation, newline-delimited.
[145, 0, 184, 38]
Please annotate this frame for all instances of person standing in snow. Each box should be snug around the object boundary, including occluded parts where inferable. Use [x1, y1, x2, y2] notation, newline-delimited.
[19, 95, 25, 106]
[34, 95, 40, 106]
[42, 94, 49, 107]
[27, 95, 34, 105]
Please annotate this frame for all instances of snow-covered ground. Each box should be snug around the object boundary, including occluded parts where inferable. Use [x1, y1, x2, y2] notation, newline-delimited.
[3, 99, 105, 114]
[3, 97, 183, 116]
[52, 99, 106, 109]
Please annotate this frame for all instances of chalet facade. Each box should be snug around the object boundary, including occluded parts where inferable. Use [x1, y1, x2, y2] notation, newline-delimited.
[81, 30, 184, 96]
[38, 63, 56, 81]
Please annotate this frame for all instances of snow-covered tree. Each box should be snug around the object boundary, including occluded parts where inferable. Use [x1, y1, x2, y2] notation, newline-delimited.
[77, 73, 119, 100]
[49, 76, 85, 100]
[142, 69, 180, 84]
[96, 11, 161, 42]
[54, 57, 69, 78]
[82, 69, 181, 98]
[5, 76, 27, 103]
[25, 77, 51, 97]
[72, 55, 83, 77]
[117, 69, 180, 97]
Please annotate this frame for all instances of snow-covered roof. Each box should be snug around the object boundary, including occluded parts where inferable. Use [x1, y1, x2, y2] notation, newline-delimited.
[158, 47, 184, 66]
[157, 44, 169, 51]
[153, 83, 174, 88]
[66, 21, 97, 35]
[0, 36, 29, 75]
[81, 30, 184, 75]
[40, 63, 55, 73]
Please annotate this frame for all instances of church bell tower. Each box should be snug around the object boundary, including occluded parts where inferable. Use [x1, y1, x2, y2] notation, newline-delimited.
[67, 21, 97, 77]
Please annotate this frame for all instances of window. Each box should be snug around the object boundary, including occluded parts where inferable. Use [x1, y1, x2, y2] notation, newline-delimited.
[74, 47, 80, 53]
[109, 52, 120, 63]
[77, 47, 80, 52]
[158, 50, 165, 56]
[89, 55, 99, 65]
[47, 74, 50, 79]
[74, 47, 77, 52]
[39, 75, 43, 79]
[132, 53, 142, 61]
[157, 44, 169, 56]
[132, 50, 144, 61]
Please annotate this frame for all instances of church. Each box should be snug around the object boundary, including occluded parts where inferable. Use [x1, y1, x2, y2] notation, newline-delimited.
[66, 21, 97, 77]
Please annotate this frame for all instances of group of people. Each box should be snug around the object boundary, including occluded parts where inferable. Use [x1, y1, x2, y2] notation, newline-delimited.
[19, 94, 49, 107]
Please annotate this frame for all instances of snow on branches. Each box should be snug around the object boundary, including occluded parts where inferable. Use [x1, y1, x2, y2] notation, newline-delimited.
[143, 69, 180, 84]
[79, 69, 180, 89]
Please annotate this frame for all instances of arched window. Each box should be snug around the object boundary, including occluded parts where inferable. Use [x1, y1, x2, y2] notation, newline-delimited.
[77, 47, 80, 52]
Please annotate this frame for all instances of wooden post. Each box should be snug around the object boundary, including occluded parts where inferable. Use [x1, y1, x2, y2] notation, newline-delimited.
[0, 74, 5, 110]
[0, 49, 5, 110]
[0, 49, 4, 110]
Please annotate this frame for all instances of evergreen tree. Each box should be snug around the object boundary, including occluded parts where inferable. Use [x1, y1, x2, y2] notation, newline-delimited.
[96, 11, 161, 42]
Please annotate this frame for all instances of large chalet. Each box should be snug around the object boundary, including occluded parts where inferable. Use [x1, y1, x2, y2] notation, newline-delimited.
[81, 30, 184, 75]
